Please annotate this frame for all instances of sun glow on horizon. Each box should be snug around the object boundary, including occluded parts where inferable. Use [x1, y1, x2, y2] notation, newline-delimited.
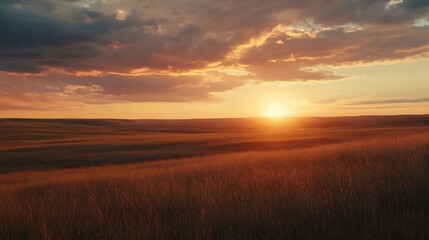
[265, 104, 288, 118]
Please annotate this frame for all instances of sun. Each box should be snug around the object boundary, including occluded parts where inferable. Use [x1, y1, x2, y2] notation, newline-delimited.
[265, 104, 288, 118]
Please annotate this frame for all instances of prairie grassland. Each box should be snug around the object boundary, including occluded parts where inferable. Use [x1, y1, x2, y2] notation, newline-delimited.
[1, 132, 429, 239]
[2, 116, 429, 172]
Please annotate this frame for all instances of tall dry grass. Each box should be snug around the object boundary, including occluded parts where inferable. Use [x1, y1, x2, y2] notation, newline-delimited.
[1, 132, 429, 239]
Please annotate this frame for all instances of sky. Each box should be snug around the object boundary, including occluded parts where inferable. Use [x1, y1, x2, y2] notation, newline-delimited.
[0, 0, 428, 119]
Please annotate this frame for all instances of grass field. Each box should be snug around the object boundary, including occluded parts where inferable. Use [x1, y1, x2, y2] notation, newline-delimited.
[1, 116, 429, 239]
[2, 115, 429, 173]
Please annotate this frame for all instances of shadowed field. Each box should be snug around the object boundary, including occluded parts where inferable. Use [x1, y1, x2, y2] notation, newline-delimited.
[1, 115, 429, 173]
[1, 116, 429, 239]
[1, 132, 428, 239]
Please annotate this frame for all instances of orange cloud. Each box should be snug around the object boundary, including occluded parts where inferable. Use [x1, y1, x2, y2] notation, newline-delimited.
[0, 0, 428, 111]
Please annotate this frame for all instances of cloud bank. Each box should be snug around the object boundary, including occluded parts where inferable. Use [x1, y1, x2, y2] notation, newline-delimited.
[0, 0, 428, 109]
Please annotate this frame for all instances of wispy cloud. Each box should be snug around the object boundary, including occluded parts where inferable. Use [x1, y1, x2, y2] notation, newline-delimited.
[336, 105, 412, 110]
[346, 98, 429, 105]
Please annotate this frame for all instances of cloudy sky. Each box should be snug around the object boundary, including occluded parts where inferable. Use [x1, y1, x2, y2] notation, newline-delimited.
[0, 0, 428, 118]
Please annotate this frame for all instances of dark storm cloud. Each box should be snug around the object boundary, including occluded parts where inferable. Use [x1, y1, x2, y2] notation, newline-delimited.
[1, 0, 428, 74]
[304, 0, 421, 25]
[0, 0, 261, 73]
[0, 5, 96, 48]
[402, 0, 429, 9]
[0, 0, 140, 73]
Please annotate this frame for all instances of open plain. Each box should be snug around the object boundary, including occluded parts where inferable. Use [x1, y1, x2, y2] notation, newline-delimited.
[1, 115, 429, 239]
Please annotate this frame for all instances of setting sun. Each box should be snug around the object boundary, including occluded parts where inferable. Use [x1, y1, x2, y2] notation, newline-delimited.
[265, 104, 288, 118]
